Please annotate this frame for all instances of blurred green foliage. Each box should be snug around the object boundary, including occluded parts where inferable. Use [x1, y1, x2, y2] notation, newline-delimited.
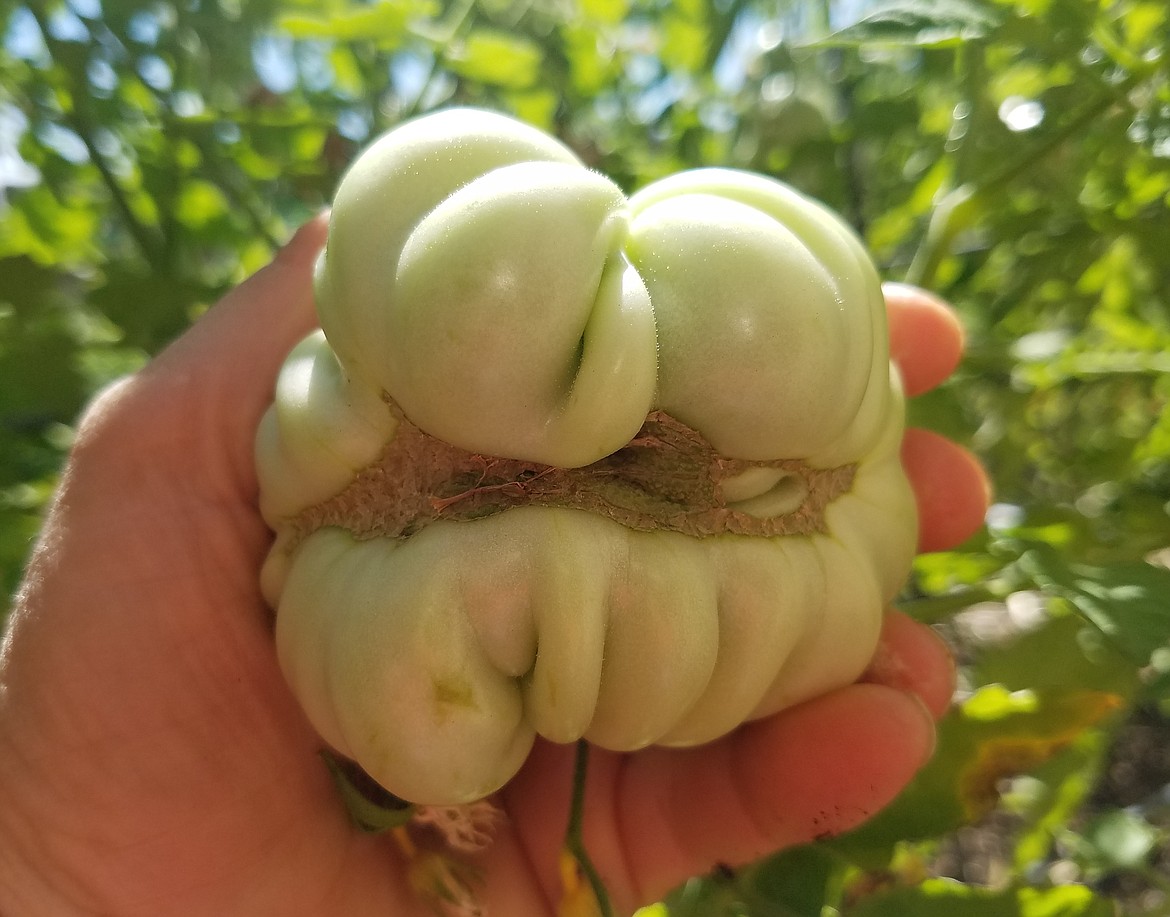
[2, 0, 1169, 913]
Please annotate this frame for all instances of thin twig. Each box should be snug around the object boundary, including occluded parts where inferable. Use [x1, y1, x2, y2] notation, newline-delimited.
[564, 741, 616, 917]
[25, 5, 169, 270]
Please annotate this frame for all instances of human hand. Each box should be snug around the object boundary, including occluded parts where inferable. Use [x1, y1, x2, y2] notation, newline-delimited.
[0, 216, 988, 916]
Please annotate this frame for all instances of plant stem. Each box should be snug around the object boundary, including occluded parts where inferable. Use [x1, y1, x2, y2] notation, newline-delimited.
[564, 741, 615, 917]
[25, 4, 170, 271]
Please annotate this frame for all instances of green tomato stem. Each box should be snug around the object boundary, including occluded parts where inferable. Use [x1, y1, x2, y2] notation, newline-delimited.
[566, 740, 616, 917]
[321, 750, 416, 833]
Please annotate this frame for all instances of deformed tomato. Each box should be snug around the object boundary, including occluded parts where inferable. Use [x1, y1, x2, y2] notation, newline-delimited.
[255, 108, 917, 806]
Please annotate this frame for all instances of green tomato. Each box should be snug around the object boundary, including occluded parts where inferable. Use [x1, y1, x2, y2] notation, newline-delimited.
[255, 108, 917, 806]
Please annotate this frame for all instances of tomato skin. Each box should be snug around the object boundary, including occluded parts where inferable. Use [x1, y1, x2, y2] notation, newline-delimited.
[256, 107, 918, 806]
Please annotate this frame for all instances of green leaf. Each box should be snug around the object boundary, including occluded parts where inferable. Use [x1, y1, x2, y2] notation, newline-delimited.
[563, 23, 620, 95]
[1007, 739, 1105, 872]
[581, 0, 630, 25]
[0, 503, 47, 600]
[815, 0, 1005, 49]
[278, 0, 436, 43]
[0, 185, 101, 265]
[0, 258, 87, 425]
[747, 844, 842, 916]
[660, 14, 708, 73]
[446, 30, 543, 89]
[1121, 2, 1166, 51]
[88, 267, 203, 351]
[174, 179, 230, 229]
[831, 687, 1124, 864]
[1020, 545, 1170, 665]
[1080, 809, 1158, 871]
[974, 612, 1141, 698]
[508, 89, 559, 132]
[847, 878, 1114, 917]
[911, 547, 1003, 597]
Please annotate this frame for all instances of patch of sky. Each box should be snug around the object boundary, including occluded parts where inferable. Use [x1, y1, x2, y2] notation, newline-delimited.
[999, 96, 1045, 132]
[337, 109, 370, 142]
[5, 7, 50, 63]
[36, 121, 90, 164]
[829, 0, 873, 30]
[631, 73, 686, 124]
[986, 502, 1025, 533]
[624, 51, 659, 88]
[253, 33, 297, 93]
[390, 50, 433, 109]
[127, 9, 163, 46]
[68, 0, 103, 19]
[390, 51, 454, 113]
[298, 41, 335, 93]
[0, 105, 40, 193]
[214, 121, 241, 144]
[48, 5, 90, 41]
[172, 90, 205, 118]
[137, 54, 173, 91]
[87, 56, 119, 96]
[711, 0, 876, 97]
[708, 6, 822, 97]
[711, 9, 763, 94]
[93, 125, 121, 160]
[699, 99, 736, 134]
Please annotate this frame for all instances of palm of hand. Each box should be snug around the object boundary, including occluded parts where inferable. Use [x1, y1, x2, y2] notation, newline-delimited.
[0, 217, 987, 916]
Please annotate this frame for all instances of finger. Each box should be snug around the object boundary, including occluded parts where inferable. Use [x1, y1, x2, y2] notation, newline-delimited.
[902, 427, 990, 552]
[861, 610, 955, 719]
[883, 282, 965, 397]
[612, 684, 935, 906]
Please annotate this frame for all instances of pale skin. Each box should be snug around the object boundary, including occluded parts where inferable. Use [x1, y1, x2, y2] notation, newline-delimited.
[0, 215, 990, 916]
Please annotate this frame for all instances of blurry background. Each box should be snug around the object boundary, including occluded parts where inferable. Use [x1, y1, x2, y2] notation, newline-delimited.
[2, 0, 1169, 914]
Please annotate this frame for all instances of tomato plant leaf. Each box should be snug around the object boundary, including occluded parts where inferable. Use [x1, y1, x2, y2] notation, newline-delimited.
[847, 879, 1114, 917]
[1020, 544, 1170, 665]
[973, 612, 1141, 697]
[1079, 808, 1159, 871]
[279, 0, 436, 43]
[812, 0, 1005, 49]
[746, 844, 840, 916]
[446, 30, 542, 89]
[830, 687, 1124, 865]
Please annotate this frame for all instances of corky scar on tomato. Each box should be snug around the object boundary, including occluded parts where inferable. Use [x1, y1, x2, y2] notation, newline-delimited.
[254, 107, 918, 807]
[288, 398, 857, 547]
